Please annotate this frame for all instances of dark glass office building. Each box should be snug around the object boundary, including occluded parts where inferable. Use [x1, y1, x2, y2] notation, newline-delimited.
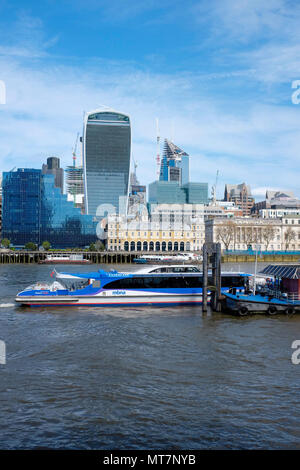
[83, 109, 131, 216]
[42, 157, 64, 193]
[148, 181, 208, 205]
[2, 169, 97, 248]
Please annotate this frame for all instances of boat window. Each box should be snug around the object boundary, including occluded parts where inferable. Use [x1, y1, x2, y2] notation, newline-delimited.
[104, 275, 203, 289]
[221, 275, 245, 288]
[63, 279, 90, 291]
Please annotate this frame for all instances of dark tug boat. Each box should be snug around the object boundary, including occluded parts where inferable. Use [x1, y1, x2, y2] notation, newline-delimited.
[224, 265, 300, 316]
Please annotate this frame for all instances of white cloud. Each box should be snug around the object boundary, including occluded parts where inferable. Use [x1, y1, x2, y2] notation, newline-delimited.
[195, 0, 300, 43]
[0, 6, 299, 199]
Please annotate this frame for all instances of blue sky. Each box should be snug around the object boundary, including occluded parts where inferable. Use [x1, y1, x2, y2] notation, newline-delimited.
[0, 0, 300, 199]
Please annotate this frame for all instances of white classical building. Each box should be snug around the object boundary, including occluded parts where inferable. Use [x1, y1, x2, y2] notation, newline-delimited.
[107, 203, 206, 252]
[205, 216, 300, 251]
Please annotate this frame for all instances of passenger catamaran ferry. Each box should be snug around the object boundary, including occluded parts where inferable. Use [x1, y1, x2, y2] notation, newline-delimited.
[15, 265, 251, 307]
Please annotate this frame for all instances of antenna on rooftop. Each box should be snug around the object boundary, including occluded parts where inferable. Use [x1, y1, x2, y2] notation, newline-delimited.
[156, 118, 160, 179]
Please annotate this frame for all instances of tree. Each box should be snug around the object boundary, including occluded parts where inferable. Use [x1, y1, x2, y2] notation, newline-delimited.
[1, 238, 10, 248]
[216, 221, 236, 251]
[25, 242, 37, 251]
[89, 243, 96, 251]
[284, 226, 296, 250]
[42, 241, 51, 251]
[262, 226, 276, 251]
[243, 227, 255, 248]
[95, 240, 105, 251]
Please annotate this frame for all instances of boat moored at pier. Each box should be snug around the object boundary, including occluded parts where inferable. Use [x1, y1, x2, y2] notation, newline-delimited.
[15, 265, 250, 307]
[133, 253, 203, 264]
[223, 264, 300, 316]
[39, 254, 91, 264]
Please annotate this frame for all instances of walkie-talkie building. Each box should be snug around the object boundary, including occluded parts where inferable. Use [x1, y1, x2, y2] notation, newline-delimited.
[83, 108, 131, 216]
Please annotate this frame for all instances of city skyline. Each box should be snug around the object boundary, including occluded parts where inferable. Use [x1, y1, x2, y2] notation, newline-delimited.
[0, 1, 299, 200]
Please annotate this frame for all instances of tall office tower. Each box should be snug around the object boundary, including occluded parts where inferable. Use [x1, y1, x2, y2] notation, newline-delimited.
[65, 165, 84, 211]
[83, 108, 131, 216]
[159, 139, 189, 185]
[42, 157, 64, 193]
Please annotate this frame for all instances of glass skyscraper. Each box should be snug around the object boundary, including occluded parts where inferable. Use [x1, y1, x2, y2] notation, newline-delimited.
[148, 181, 208, 205]
[159, 139, 189, 185]
[2, 169, 97, 248]
[83, 108, 131, 216]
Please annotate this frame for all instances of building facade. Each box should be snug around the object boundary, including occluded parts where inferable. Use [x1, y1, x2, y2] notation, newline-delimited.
[107, 203, 206, 252]
[224, 182, 254, 216]
[2, 168, 98, 248]
[83, 108, 131, 216]
[205, 216, 300, 251]
[148, 181, 208, 205]
[252, 190, 300, 215]
[159, 139, 189, 185]
[128, 168, 146, 212]
[42, 157, 64, 193]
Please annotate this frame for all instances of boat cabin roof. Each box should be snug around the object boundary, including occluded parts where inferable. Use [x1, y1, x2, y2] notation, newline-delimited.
[260, 264, 300, 279]
[56, 266, 251, 280]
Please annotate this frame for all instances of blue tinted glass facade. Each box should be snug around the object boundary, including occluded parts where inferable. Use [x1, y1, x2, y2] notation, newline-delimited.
[149, 181, 186, 204]
[83, 109, 131, 216]
[183, 183, 208, 204]
[159, 139, 189, 185]
[2, 169, 41, 245]
[41, 175, 97, 247]
[2, 169, 97, 248]
[148, 181, 208, 205]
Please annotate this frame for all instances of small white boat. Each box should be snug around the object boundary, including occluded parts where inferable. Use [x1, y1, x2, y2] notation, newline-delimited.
[39, 254, 91, 265]
[133, 253, 202, 264]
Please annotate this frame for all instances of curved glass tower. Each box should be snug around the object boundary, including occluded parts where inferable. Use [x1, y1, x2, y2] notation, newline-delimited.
[83, 108, 131, 216]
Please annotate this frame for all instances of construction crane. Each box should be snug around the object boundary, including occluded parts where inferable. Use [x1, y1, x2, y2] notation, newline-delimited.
[131, 156, 138, 185]
[211, 170, 219, 205]
[72, 132, 80, 167]
[156, 118, 160, 179]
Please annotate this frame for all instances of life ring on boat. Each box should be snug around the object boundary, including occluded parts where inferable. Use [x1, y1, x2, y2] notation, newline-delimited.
[285, 307, 295, 315]
[238, 306, 248, 316]
[267, 306, 277, 315]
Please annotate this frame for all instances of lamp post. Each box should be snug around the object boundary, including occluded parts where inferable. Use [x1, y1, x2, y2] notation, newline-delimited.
[253, 244, 261, 295]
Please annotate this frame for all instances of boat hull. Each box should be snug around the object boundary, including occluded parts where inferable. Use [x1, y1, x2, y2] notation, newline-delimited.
[16, 292, 205, 307]
[38, 260, 91, 264]
[224, 293, 300, 315]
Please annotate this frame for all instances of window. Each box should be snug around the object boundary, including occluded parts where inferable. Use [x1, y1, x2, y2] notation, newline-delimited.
[104, 275, 203, 290]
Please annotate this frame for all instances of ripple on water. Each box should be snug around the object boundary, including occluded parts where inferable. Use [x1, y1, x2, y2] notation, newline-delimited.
[1, 263, 300, 449]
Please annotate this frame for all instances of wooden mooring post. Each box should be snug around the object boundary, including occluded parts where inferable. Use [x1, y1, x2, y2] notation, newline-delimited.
[202, 242, 222, 313]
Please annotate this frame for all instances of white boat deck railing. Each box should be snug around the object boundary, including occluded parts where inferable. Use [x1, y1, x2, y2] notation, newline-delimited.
[262, 287, 300, 303]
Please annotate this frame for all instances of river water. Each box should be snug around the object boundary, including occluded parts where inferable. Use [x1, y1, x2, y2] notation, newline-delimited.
[0, 263, 299, 449]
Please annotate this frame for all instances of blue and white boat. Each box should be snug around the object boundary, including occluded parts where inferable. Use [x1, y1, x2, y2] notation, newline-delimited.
[15, 265, 250, 307]
[223, 264, 300, 316]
